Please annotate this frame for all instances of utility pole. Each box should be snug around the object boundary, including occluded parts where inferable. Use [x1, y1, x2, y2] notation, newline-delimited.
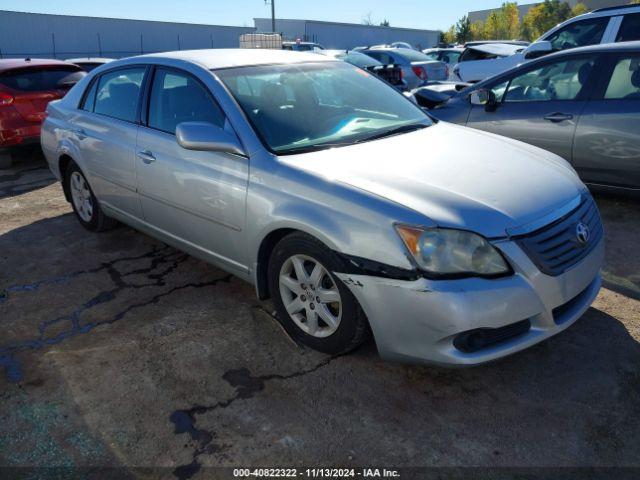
[265, 0, 276, 32]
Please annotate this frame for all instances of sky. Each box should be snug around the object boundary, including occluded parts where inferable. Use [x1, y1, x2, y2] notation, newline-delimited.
[1, 0, 507, 31]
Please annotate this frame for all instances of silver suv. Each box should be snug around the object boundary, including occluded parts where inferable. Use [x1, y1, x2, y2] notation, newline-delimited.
[41, 49, 604, 366]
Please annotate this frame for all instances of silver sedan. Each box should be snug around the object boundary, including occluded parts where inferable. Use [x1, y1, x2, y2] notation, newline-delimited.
[41, 49, 603, 366]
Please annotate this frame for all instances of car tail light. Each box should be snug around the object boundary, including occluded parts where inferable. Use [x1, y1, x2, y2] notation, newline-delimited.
[412, 66, 427, 81]
[0, 92, 14, 106]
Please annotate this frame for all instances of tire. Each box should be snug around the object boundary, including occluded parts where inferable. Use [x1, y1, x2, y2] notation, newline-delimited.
[64, 162, 117, 232]
[268, 232, 369, 354]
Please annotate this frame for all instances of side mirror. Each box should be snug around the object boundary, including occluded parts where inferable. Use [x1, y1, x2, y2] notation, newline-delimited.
[523, 41, 552, 60]
[176, 122, 247, 157]
[469, 89, 498, 112]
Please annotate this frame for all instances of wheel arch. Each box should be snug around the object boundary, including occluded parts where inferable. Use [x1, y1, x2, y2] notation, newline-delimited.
[58, 153, 75, 202]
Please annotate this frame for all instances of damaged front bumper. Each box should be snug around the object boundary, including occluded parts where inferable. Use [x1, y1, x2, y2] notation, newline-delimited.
[335, 237, 604, 366]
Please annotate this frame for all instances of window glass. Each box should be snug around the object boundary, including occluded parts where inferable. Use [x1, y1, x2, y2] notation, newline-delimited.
[216, 62, 430, 154]
[616, 14, 640, 42]
[0, 67, 84, 92]
[490, 79, 510, 103]
[396, 49, 431, 62]
[94, 68, 145, 122]
[545, 18, 609, 51]
[148, 68, 225, 134]
[81, 79, 98, 112]
[442, 51, 461, 64]
[604, 57, 640, 100]
[365, 51, 394, 65]
[504, 58, 595, 102]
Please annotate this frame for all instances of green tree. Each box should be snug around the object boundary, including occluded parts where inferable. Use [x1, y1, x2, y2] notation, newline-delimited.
[521, 0, 573, 41]
[501, 2, 521, 39]
[441, 25, 457, 45]
[379, 19, 390, 27]
[484, 11, 501, 39]
[456, 15, 472, 44]
[571, 2, 589, 16]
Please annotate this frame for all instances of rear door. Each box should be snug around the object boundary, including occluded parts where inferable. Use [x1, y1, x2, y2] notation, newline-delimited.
[573, 52, 640, 189]
[135, 66, 249, 273]
[71, 66, 147, 218]
[467, 54, 600, 161]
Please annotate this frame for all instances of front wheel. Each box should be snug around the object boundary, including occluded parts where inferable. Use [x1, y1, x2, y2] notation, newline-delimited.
[65, 163, 117, 232]
[267, 232, 369, 354]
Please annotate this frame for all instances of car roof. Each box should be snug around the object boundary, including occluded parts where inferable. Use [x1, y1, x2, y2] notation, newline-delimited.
[121, 48, 333, 69]
[0, 58, 79, 72]
[66, 57, 114, 63]
[545, 40, 640, 55]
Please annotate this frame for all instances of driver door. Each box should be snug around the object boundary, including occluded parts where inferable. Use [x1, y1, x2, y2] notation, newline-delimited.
[135, 66, 249, 274]
[467, 55, 600, 161]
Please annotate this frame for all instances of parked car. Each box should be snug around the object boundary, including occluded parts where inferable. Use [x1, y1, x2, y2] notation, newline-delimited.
[429, 42, 640, 191]
[453, 4, 640, 83]
[42, 49, 603, 366]
[362, 47, 448, 89]
[423, 47, 464, 67]
[321, 49, 404, 89]
[66, 57, 114, 72]
[390, 42, 415, 50]
[0, 58, 85, 168]
[282, 41, 324, 52]
[453, 43, 528, 83]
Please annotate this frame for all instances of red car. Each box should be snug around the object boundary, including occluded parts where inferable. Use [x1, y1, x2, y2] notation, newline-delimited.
[0, 58, 85, 168]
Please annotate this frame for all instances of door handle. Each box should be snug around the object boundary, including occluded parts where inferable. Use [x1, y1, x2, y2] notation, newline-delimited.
[136, 150, 156, 164]
[544, 112, 573, 123]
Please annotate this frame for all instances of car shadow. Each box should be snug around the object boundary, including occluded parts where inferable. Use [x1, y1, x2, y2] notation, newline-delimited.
[0, 148, 56, 200]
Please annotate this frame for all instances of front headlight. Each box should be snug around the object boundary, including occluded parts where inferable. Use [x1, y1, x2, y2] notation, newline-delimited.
[395, 226, 511, 278]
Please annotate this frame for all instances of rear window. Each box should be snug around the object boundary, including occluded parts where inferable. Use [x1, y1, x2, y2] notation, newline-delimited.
[395, 49, 431, 62]
[0, 67, 85, 92]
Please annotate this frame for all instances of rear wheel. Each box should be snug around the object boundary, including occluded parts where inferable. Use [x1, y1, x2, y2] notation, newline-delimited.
[268, 232, 369, 354]
[65, 163, 117, 232]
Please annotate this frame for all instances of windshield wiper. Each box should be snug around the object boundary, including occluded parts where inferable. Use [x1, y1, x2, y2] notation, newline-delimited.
[276, 123, 429, 156]
[354, 123, 429, 143]
[277, 141, 356, 156]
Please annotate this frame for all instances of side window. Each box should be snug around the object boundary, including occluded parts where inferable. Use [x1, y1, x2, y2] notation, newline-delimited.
[81, 78, 98, 112]
[94, 67, 145, 122]
[616, 14, 640, 42]
[148, 68, 225, 134]
[545, 17, 609, 51]
[604, 56, 640, 100]
[489, 79, 510, 103]
[504, 58, 595, 102]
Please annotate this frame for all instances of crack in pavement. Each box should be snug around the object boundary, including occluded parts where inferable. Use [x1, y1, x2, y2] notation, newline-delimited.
[0, 245, 232, 382]
[169, 354, 343, 480]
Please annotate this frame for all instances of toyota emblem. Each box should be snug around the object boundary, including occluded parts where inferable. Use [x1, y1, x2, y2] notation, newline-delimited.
[575, 222, 590, 245]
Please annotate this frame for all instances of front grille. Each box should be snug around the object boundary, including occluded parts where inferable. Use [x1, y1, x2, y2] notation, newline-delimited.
[453, 319, 531, 353]
[515, 195, 603, 276]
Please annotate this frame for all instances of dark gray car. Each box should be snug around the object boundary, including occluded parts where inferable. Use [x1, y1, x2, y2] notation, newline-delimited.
[429, 42, 640, 191]
[362, 48, 448, 89]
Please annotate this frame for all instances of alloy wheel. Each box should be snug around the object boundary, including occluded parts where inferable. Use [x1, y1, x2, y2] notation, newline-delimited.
[278, 254, 342, 338]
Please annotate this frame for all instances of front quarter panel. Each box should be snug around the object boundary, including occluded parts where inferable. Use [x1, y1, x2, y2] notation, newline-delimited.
[247, 152, 433, 279]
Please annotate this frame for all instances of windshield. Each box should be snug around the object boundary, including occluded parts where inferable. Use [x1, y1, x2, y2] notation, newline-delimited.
[216, 61, 430, 154]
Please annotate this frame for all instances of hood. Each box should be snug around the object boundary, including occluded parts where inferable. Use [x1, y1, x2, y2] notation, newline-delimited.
[279, 122, 585, 238]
